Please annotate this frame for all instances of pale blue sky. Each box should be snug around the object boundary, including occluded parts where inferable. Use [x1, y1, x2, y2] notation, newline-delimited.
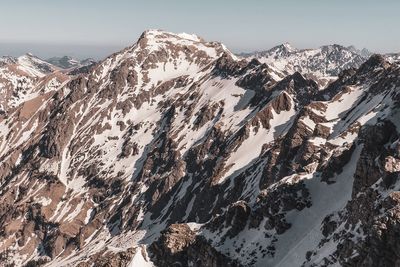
[0, 0, 399, 59]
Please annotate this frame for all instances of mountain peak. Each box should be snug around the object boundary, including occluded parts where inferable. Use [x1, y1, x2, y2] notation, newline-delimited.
[282, 42, 296, 52]
[358, 54, 391, 73]
[127, 30, 236, 69]
[243, 42, 369, 84]
[15, 53, 56, 77]
[18, 52, 38, 60]
[45, 56, 83, 69]
[320, 44, 349, 52]
[347, 45, 373, 58]
[139, 29, 203, 43]
[272, 42, 297, 53]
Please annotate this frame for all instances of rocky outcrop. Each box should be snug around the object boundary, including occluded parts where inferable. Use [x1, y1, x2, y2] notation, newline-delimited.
[150, 224, 241, 267]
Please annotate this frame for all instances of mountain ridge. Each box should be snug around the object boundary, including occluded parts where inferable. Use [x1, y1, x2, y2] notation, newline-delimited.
[0, 30, 400, 267]
[45, 56, 96, 70]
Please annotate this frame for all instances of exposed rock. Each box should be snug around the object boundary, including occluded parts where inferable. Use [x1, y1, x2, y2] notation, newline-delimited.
[1, 30, 400, 267]
[150, 224, 241, 267]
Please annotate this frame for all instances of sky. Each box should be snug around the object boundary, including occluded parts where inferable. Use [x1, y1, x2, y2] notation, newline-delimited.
[0, 0, 399, 59]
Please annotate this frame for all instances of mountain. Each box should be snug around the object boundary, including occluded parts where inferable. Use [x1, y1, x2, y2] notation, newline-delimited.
[0, 53, 67, 115]
[347, 45, 373, 58]
[45, 56, 96, 70]
[0, 30, 400, 267]
[386, 53, 400, 63]
[242, 43, 370, 87]
[1, 53, 57, 77]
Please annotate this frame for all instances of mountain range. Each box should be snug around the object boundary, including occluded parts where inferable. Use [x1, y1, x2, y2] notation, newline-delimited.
[241, 43, 373, 87]
[45, 56, 96, 71]
[0, 30, 400, 267]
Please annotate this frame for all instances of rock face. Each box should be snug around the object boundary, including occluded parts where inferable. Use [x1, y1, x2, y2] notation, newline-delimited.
[150, 224, 240, 267]
[0, 30, 400, 267]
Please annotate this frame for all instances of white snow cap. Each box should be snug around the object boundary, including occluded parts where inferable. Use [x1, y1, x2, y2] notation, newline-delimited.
[142, 29, 202, 42]
[281, 42, 296, 52]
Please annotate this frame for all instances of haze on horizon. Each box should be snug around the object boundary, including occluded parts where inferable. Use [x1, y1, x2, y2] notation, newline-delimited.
[0, 0, 399, 59]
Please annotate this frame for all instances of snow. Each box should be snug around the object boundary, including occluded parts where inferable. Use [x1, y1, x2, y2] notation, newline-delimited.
[49, 200, 67, 221]
[219, 98, 296, 184]
[310, 137, 326, 146]
[2, 29, 398, 267]
[252, 44, 365, 82]
[36, 197, 52, 207]
[186, 222, 203, 231]
[16, 54, 53, 77]
[218, 125, 270, 184]
[325, 86, 365, 121]
[173, 77, 254, 155]
[139, 29, 224, 61]
[84, 208, 93, 224]
[145, 56, 200, 89]
[177, 32, 201, 42]
[183, 195, 196, 221]
[328, 132, 357, 147]
[201, 144, 363, 267]
[301, 116, 316, 130]
[269, 144, 363, 267]
[324, 86, 392, 141]
[14, 119, 38, 147]
[128, 246, 154, 267]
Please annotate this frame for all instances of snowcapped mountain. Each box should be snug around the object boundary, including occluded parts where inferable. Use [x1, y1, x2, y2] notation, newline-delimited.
[46, 56, 96, 70]
[242, 43, 370, 87]
[1, 53, 57, 78]
[386, 53, 400, 63]
[0, 54, 67, 115]
[347, 45, 373, 58]
[1, 30, 400, 267]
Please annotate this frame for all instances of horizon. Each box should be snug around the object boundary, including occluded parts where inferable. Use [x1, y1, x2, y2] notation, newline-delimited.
[0, 35, 387, 61]
[1, 0, 399, 59]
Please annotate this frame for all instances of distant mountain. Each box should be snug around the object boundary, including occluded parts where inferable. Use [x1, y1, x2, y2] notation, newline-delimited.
[347, 45, 373, 58]
[11, 53, 57, 77]
[386, 53, 400, 63]
[46, 55, 96, 69]
[242, 43, 371, 87]
[0, 53, 66, 115]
